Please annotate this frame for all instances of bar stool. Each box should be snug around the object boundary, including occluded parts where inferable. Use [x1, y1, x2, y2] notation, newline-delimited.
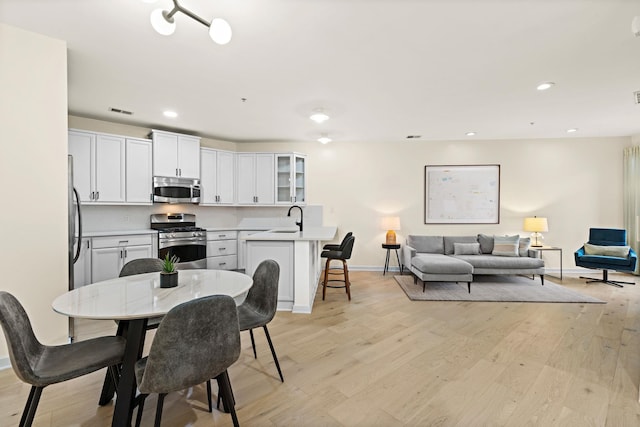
[322, 232, 353, 251]
[321, 235, 355, 300]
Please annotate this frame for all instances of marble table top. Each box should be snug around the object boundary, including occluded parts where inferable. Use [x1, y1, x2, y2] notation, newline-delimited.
[53, 269, 253, 320]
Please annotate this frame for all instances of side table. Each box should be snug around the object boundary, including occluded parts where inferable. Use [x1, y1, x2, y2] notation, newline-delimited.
[382, 243, 402, 275]
[532, 245, 562, 280]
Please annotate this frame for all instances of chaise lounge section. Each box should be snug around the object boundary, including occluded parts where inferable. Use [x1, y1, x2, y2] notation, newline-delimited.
[403, 234, 545, 292]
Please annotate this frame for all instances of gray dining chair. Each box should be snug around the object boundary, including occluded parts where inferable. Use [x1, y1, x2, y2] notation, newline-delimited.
[119, 258, 165, 329]
[207, 260, 283, 412]
[134, 294, 241, 427]
[0, 291, 126, 427]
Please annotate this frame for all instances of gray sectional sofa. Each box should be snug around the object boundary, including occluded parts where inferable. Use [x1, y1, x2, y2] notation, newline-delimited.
[402, 234, 545, 292]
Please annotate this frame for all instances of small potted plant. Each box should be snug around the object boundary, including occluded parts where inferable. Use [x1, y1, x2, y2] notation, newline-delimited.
[160, 253, 180, 288]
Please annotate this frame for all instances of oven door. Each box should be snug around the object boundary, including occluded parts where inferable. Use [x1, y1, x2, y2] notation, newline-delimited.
[158, 239, 206, 269]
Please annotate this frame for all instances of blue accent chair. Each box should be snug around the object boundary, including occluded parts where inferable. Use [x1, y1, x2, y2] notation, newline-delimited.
[574, 228, 637, 287]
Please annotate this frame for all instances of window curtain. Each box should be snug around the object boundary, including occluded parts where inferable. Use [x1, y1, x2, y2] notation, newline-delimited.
[623, 146, 640, 274]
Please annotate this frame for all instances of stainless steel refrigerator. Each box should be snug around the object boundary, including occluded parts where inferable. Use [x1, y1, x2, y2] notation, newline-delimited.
[68, 154, 82, 341]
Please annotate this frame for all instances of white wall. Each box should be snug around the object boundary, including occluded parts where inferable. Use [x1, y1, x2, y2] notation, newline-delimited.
[0, 24, 68, 361]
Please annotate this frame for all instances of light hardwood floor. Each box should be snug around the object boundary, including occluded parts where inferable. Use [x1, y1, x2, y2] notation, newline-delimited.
[1, 271, 640, 426]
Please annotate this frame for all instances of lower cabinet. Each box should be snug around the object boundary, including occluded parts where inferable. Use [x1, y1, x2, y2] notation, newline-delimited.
[91, 234, 153, 283]
[206, 230, 238, 270]
[245, 240, 294, 305]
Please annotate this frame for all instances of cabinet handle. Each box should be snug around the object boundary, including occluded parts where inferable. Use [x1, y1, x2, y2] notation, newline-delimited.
[179, 168, 182, 176]
[119, 249, 123, 259]
[219, 248, 226, 251]
[96, 191, 99, 200]
[124, 249, 127, 258]
[90, 191, 94, 200]
[176, 168, 179, 176]
[86, 240, 90, 249]
[219, 262, 226, 266]
[150, 193, 153, 201]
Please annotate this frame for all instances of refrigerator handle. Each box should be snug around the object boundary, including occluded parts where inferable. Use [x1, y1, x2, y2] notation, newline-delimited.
[73, 187, 83, 263]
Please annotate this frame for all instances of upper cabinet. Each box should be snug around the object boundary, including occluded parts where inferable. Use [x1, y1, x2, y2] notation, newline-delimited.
[151, 130, 200, 179]
[200, 148, 235, 205]
[276, 153, 306, 205]
[125, 138, 153, 204]
[69, 129, 126, 204]
[236, 153, 275, 205]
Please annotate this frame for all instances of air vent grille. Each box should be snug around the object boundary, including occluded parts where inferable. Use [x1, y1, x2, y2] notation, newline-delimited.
[109, 107, 133, 115]
[406, 135, 422, 139]
[635, 91, 640, 105]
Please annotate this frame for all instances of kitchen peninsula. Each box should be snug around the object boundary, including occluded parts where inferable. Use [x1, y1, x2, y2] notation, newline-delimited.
[243, 226, 336, 313]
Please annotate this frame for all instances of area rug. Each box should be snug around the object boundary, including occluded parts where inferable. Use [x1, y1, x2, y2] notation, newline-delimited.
[394, 275, 605, 303]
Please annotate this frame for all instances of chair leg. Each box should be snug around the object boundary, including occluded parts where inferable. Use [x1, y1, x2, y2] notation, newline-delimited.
[249, 329, 257, 358]
[217, 371, 240, 427]
[263, 325, 284, 382]
[343, 260, 351, 300]
[20, 386, 43, 427]
[206, 380, 213, 412]
[135, 394, 148, 427]
[580, 270, 634, 287]
[467, 282, 471, 293]
[154, 393, 166, 427]
[322, 258, 330, 300]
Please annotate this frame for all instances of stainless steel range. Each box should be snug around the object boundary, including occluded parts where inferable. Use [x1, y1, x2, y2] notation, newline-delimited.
[151, 213, 207, 269]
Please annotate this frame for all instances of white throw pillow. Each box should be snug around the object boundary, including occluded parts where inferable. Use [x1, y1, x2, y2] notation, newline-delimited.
[584, 242, 630, 258]
[518, 237, 531, 257]
[492, 235, 520, 257]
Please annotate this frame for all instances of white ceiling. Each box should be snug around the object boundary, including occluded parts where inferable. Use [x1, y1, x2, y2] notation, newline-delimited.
[2, 0, 640, 143]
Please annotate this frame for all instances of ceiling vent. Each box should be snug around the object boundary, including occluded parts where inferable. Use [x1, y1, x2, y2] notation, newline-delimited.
[406, 135, 422, 139]
[635, 91, 640, 105]
[109, 107, 133, 115]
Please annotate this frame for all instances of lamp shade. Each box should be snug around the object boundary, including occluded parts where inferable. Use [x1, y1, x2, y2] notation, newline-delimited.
[523, 217, 548, 232]
[150, 9, 176, 35]
[380, 216, 401, 231]
[209, 18, 232, 44]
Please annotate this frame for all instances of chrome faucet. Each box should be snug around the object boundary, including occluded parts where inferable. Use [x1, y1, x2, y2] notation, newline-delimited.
[287, 205, 303, 232]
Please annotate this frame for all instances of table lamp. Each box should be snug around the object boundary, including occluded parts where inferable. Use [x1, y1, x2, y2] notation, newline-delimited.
[523, 216, 548, 247]
[380, 216, 401, 245]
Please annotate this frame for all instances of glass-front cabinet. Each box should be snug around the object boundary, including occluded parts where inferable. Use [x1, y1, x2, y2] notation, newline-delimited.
[276, 153, 306, 204]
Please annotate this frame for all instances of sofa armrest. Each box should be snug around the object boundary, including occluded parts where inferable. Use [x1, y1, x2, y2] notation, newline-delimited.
[403, 245, 416, 269]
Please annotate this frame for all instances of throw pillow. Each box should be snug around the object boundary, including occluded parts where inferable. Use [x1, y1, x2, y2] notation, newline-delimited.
[492, 235, 520, 257]
[454, 242, 481, 255]
[477, 234, 494, 254]
[518, 237, 531, 257]
[584, 242, 630, 258]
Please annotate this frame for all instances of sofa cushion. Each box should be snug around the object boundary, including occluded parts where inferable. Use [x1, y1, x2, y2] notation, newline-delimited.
[518, 237, 531, 257]
[412, 254, 473, 274]
[444, 236, 479, 255]
[492, 235, 520, 257]
[454, 242, 481, 255]
[477, 234, 494, 254]
[453, 254, 544, 269]
[584, 243, 630, 257]
[407, 235, 444, 254]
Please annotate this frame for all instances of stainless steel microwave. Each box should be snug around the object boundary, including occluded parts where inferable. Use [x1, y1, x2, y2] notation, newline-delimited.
[153, 176, 201, 204]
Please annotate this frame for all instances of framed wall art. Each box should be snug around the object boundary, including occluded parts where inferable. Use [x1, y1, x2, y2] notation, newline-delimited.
[424, 164, 500, 224]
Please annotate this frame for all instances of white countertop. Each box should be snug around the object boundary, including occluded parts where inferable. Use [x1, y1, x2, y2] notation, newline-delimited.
[242, 226, 337, 241]
[83, 229, 158, 237]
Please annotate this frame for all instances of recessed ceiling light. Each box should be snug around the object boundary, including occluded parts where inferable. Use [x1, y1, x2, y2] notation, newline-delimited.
[466, 132, 476, 136]
[536, 82, 555, 91]
[317, 134, 332, 144]
[163, 110, 178, 118]
[310, 110, 329, 123]
[567, 128, 578, 133]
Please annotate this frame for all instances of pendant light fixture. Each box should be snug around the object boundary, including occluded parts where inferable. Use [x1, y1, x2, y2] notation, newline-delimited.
[149, 0, 232, 45]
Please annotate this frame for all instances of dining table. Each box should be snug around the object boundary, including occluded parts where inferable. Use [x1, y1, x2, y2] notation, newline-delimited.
[52, 269, 253, 427]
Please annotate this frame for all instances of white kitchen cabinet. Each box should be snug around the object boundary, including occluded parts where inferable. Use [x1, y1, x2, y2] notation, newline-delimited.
[72, 238, 92, 288]
[246, 240, 294, 304]
[206, 230, 237, 270]
[91, 234, 153, 283]
[126, 138, 153, 204]
[276, 153, 306, 205]
[237, 230, 262, 270]
[236, 153, 275, 205]
[151, 129, 200, 179]
[200, 148, 235, 205]
[68, 129, 126, 204]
